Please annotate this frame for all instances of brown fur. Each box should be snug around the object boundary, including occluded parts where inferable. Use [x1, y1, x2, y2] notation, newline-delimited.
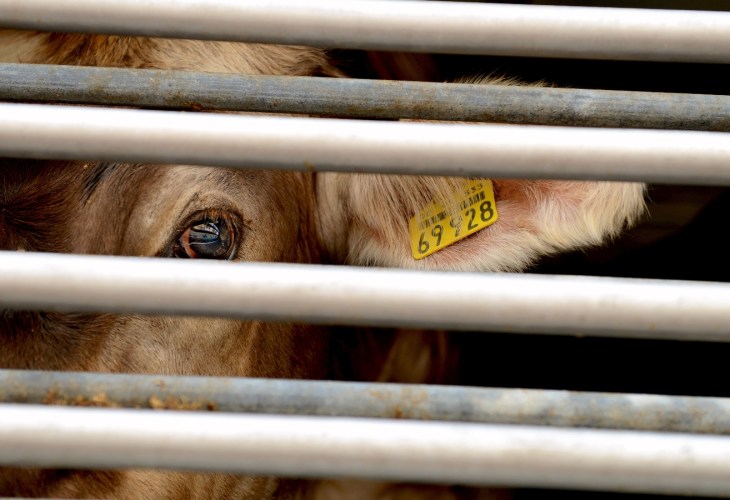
[0, 29, 646, 499]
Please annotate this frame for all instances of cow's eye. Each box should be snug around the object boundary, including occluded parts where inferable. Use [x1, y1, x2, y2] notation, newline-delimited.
[173, 217, 236, 259]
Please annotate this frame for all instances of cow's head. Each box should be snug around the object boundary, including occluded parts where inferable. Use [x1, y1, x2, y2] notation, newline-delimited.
[0, 31, 645, 498]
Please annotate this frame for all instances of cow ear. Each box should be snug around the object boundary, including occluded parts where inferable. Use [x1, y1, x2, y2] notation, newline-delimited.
[316, 75, 645, 272]
[316, 172, 645, 272]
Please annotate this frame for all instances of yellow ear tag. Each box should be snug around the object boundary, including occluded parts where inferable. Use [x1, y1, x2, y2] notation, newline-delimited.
[409, 179, 498, 260]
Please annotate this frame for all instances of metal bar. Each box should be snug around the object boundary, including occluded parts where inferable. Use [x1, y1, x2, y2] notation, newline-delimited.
[3, 1, 730, 62]
[4, 369, 730, 434]
[2, 103, 730, 184]
[4, 404, 730, 496]
[2, 251, 730, 341]
[3, 63, 730, 131]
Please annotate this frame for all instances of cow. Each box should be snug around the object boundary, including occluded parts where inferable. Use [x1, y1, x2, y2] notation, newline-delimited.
[0, 30, 646, 499]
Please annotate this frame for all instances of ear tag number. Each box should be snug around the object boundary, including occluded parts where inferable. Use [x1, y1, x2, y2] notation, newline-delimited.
[409, 179, 498, 260]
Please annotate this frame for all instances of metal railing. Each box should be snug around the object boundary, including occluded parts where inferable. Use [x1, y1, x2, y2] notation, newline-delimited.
[1, 251, 730, 341]
[4, 369, 730, 434]
[2, 1, 730, 497]
[4, 404, 730, 497]
[2, 63, 730, 130]
[2, 103, 730, 184]
[3, 0, 730, 62]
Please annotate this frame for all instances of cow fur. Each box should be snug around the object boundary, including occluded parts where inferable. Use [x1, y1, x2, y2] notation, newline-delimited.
[0, 30, 645, 499]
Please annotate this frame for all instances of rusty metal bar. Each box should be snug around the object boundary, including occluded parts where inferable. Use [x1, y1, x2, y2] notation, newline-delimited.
[3, 251, 730, 341]
[2, 63, 730, 130]
[3, 1, 730, 62]
[3, 103, 730, 184]
[4, 404, 730, 496]
[3, 369, 730, 434]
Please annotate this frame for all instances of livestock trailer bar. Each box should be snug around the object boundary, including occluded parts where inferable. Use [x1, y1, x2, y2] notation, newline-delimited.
[4, 404, 730, 497]
[3, 0, 730, 63]
[3, 63, 730, 131]
[2, 251, 730, 342]
[5, 369, 730, 435]
[3, 103, 730, 184]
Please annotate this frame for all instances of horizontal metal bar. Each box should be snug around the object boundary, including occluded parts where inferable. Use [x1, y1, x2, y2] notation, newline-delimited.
[4, 369, 730, 434]
[2, 251, 730, 341]
[3, 1, 730, 62]
[3, 63, 730, 131]
[2, 103, 730, 184]
[4, 404, 730, 496]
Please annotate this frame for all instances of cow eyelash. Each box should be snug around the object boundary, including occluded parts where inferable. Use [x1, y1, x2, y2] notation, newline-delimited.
[170, 210, 240, 260]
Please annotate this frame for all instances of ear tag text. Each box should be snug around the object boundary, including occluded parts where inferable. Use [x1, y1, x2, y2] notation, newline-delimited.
[409, 179, 498, 260]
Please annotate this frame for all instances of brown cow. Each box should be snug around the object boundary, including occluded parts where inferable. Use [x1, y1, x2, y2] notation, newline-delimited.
[0, 31, 645, 499]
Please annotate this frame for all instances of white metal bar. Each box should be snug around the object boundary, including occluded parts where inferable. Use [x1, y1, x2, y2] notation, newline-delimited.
[3, 404, 730, 496]
[2, 251, 730, 341]
[2, 103, 730, 184]
[2, 0, 730, 63]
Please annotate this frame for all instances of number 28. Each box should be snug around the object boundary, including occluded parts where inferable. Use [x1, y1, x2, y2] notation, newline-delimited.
[466, 201, 494, 230]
